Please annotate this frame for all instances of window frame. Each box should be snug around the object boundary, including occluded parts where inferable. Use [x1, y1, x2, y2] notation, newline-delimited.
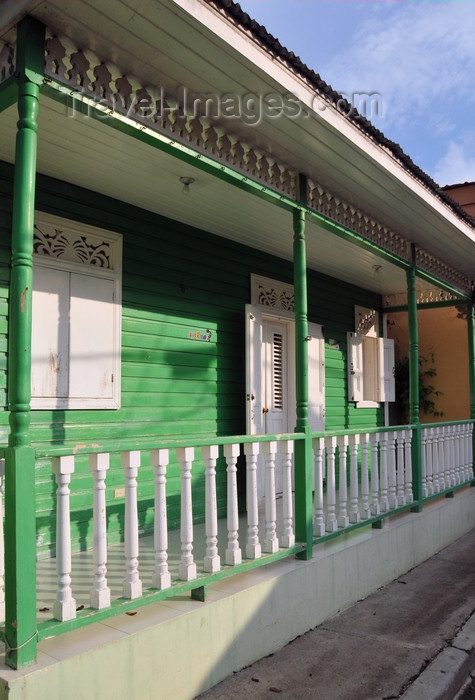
[31, 213, 122, 410]
[347, 306, 394, 408]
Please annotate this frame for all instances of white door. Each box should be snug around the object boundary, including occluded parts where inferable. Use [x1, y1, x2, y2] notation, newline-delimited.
[246, 304, 324, 500]
[263, 318, 294, 437]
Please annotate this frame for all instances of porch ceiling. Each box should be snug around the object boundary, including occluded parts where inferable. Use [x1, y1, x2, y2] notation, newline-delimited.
[0, 95, 414, 297]
[0, 0, 473, 297]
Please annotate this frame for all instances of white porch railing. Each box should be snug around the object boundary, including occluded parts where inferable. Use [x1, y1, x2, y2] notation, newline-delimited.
[49, 438, 298, 623]
[0, 421, 473, 635]
[421, 423, 474, 497]
[312, 429, 414, 537]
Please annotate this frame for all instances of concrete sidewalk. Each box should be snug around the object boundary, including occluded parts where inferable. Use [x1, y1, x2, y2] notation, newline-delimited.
[196, 526, 475, 700]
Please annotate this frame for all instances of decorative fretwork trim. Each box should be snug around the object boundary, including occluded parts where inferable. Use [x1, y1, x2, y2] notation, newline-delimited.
[251, 274, 294, 313]
[33, 223, 113, 270]
[355, 305, 378, 336]
[40, 31, 471, 298]
[383, 289, 463, 308]
[415, 248, 471, 296]
[308, 177, 411, 262]
[43, 32, 298, 199]
[0, 42, 15, 84]
[308, 177, 472, 297]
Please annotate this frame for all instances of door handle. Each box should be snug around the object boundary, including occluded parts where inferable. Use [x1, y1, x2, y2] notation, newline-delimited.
[262, 407, 269, 414]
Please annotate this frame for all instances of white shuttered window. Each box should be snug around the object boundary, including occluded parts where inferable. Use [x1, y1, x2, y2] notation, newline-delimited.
[347, 306, 395, 407]
[31, 214, 122, 410]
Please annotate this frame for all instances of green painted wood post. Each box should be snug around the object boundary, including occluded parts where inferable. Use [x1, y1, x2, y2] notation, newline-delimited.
[293, 175, 312, 559]
[4, 16, 44, 670]
[407, 251, 422, 511]
[467, 300, 475, 484]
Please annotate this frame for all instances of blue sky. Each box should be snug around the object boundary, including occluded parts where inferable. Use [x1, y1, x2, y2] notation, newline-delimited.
[238, 0, 475, 187]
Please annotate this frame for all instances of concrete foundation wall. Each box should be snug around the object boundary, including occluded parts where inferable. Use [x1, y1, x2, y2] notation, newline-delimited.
[1, 488, 474, 700]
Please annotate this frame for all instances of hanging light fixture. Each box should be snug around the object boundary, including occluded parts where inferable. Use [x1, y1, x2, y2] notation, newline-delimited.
[179, 176, 195, 195]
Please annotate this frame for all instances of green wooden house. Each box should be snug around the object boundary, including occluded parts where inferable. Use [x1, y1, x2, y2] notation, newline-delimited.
[0, 1, 474, 697]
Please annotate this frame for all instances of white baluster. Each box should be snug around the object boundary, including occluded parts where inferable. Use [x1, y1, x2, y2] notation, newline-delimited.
[0, 460, 4, 623]
[465, 424, 473, 480]
[421, 429, 428, 498]
[223, 443, 242, 565]
[151, 449, 171, 590]
[370, 433, 380, 516]
[360, 434, 371, 519]
[446, 426, 452, 487]
[177, 447, 197, 581]
[89, 453, 111, 609]
[449, 426, 457, 486]
[404, 431, 413, 503]
[432, 428, 440, 493]
[459, 425, 466, 482]
[52, 456, 76, 621]
[349, 434, 360, 523]
[441, 426, 449, 489]
[468, 424, 474, 479]
[453, 426, 461, 485]
[280, 440, 295, 548]
[202, 445, 221, 573]
[262, 441, 279, 553]
[440, 426, 447, 488]
[461, 424, 469, 482]
[426, 428, 434, 496]
[326, 436, 338, 532]
[396, 431, 406, 505]
[121, 451, 142, 599]
[313, 437, 326, 536]
[388, 433, 398, 509]
[454, 425, 460, 484]
[244, 443, 261, 559]
[337, 435, 349, 527]
[379, 433, 389, 512]
[459, 425, 466, 481]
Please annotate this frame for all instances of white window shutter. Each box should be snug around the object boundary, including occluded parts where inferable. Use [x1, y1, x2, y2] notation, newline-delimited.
[69, 272, 115, 400]
[347, 332, 364, 402]
[32, 266, 70, 399]
[378, 337, 395, 402]
[308, 322, 325, 431]
[245, 304, 263, 434]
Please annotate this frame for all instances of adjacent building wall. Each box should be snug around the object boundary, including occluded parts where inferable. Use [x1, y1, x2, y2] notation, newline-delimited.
[443, 182, 475, 218]
[387, 306, 470, 423]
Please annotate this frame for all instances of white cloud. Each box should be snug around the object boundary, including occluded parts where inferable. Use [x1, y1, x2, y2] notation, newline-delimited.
[321, 3, 475, 133]
[433, 141, 475, 187]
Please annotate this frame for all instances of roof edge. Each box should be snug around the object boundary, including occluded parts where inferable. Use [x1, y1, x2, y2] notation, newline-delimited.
[206, 0, 475, 231]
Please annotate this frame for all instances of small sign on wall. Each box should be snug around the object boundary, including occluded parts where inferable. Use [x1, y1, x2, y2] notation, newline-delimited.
[189, 329, 213, 342]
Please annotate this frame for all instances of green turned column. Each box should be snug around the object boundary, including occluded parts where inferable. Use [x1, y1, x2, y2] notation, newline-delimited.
[4, 16, 44, 669]
[293, 174, 313, 559]
[467, 300, 475, 484]
[406, 248, 422, 511]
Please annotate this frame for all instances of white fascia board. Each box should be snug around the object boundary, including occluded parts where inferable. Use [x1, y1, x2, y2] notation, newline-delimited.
[170, 0, 475, 242]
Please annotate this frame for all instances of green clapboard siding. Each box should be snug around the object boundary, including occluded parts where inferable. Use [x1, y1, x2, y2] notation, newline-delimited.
[0, 161, 385, 555]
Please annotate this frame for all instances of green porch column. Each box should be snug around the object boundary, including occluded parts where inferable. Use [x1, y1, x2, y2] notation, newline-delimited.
[293, 177, 312, 558]
[467, 300, 475, 483]
[406, 251, 422, 511]
[4, 16, 44, 669]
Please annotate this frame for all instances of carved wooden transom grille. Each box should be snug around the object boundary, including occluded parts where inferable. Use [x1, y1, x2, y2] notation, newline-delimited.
[355, 305, 379, 336]
[251, 275, 294, 313]
[34, 223, 112, 269]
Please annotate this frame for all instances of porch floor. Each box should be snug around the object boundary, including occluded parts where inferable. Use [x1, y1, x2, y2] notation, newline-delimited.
[36, 496, 287, 621]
